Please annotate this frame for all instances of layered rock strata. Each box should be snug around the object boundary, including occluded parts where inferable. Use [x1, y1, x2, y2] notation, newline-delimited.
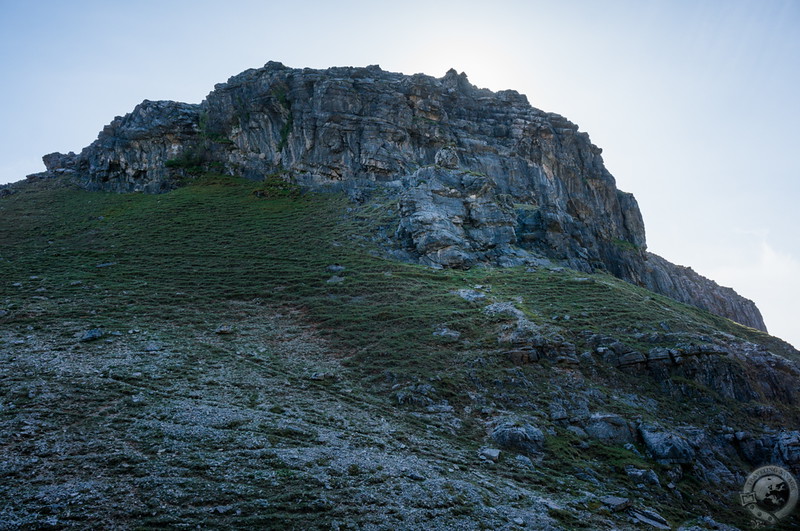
[35, 62, 766, 331]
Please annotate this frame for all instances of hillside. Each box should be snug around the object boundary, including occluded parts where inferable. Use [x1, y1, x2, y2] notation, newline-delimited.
[2, 62, 799, 529]
[1, 174, 799, 529]
[34, 62, 765, 331]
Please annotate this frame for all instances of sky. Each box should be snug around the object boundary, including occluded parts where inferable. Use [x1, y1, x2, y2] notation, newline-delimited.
[1, 0, 798, 347]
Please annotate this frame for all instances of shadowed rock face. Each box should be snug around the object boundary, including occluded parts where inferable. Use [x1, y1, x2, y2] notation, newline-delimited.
[37, 61, 766, 331]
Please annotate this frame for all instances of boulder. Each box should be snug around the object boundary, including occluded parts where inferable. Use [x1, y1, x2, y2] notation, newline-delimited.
[639, 425, 696, 465]
[434, 147, 459, 169]
[775, 431, 800, 465]
[625, 466, 660, 486]
[616, 351, 646, 368]
[585, 414, 635, 444]
[599, 496, 631, 512]
[491, 421, 545, 455]
[395, 383, 436, 407]
[647, 347, 672, 365]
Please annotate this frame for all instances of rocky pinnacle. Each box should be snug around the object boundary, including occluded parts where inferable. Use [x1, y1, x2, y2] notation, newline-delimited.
[36, 61, 766, 331]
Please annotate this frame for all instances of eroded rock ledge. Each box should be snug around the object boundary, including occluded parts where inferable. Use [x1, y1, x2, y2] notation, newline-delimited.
[33, 61, 766, 331]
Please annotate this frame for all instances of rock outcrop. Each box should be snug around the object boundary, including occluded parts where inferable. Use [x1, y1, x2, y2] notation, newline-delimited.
[36, 61, 766, 331]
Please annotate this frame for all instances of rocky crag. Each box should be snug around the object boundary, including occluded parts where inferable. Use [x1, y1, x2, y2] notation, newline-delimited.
[35, 61, 765, 331]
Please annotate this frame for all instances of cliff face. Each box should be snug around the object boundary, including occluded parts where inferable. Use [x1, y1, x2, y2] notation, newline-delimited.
[38, 61, 766, 331]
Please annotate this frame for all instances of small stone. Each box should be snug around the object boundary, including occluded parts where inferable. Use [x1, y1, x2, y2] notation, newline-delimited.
[455, 289, 485, 302]
[214, 325, 234, 335]
[515, 455, 534, 468]
[512, 517, 525, 526]
[480, 448, 501, 461]
[78, 328, 104, 342]
[434, 146, 459, 168]
[549, 401, 568, 421]
[143, 341, 162, 352]
[326, 264, 346, 273]
[630, 508, 670, 529]
[95, 262, 117, 268]
[326, 275, 345, 284]
[624, 443, 643, 457]
[566, 426, 588, 439]
[600, 495, 631, 512]
[625, 465, 660, 486]
[433, 326, 461, 339]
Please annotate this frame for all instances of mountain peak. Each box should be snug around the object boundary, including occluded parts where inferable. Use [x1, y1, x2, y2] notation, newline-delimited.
[33, 62, 764, 330]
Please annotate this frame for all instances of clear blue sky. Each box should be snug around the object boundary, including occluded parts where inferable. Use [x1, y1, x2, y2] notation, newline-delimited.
[1, 0, 798, 346]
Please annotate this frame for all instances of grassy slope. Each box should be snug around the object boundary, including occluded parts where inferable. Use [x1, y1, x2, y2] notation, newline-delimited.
[0, 174, 786, 366]
[1, 175, 797, 529]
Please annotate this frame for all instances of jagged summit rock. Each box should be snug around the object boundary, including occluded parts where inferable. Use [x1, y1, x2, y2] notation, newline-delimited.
[35, 62, 765, 330]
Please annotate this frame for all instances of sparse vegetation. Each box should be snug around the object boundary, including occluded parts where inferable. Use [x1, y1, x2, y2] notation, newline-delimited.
[0, 174, 796, 529]
[611, 237, 641, 252]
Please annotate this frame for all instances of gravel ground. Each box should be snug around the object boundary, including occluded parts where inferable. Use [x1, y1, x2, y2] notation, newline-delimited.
[0, 302, 580, 530]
